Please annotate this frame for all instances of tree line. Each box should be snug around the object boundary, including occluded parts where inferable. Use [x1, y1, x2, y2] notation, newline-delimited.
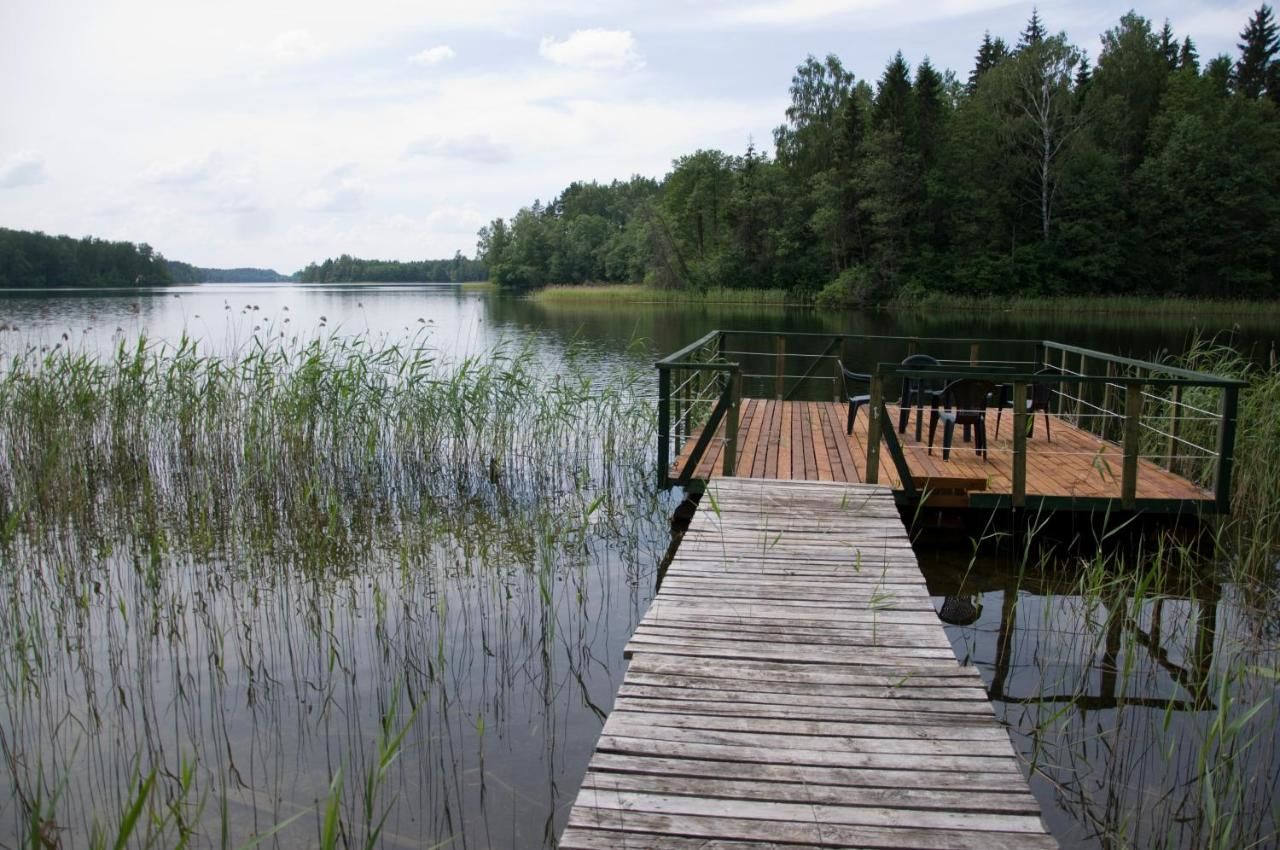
[478, 6, 1280, 303]
[0, 227, 171, 289]
[166, 261, 293, 283]
[297, 253, 488, 283]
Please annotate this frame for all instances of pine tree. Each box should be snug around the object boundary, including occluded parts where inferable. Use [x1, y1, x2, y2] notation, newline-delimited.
[1235, 4, 1279, 99]
[1018, 8, 1047, 50]
[873, 52, 914, 135]
[1159, 21, 1179, 70]
[1179, 36, 1200, 73]
[969, 32, 1010, 93]
[1075, 53, 1092, 89]
[913, 58, 945, 167]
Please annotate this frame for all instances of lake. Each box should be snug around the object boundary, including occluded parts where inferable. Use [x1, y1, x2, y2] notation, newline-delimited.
[1, 283, 1277, 849]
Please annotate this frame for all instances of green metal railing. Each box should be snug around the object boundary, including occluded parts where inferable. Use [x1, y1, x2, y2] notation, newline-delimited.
[656, 331, 1246, 514]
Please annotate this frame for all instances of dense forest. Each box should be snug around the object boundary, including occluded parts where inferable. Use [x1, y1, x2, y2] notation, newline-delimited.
[166, 261, 293, 283]
[0, 227, 171, 288]
[478, 6, 1280, 303]
[297, 253, 488, 283]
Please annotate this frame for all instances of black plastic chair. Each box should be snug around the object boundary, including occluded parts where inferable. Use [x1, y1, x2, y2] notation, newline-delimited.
[928, 379, 998, 461]
[897, 354, 944, 441]
[837, 360, 871, 434]
[995, 373, 1053, 441]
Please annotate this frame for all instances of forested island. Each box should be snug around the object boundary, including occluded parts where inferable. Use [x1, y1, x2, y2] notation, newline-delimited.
[478, 6, 1280, 304]
[297, 253, 487, 283]
[166, 261, 294, 283]
[0, 229, 486, 288]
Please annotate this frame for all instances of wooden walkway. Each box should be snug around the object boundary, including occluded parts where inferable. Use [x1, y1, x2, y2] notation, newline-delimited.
[560, 478, 1057, 849]
[673, 399, 1210, 506]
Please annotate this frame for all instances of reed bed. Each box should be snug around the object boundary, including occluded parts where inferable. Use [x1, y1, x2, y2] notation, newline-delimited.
[530, 284, 804, 306]
[0, 333, 670, 849]
[890, 291, 1280, 318]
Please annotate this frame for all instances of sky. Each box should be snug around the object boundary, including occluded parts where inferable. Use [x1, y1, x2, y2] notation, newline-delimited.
[0, 0, 1262, 272]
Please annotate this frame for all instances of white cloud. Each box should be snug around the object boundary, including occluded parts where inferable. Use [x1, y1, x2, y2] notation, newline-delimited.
[0, 152, 48, 189]
[408, 45, 456, 66]
[270, 29, 329, 63]
[539, 29, 643, 71]
[142, 153, 222, 186]
[426, 205, 488, 233]
[301, 178, 370, 212]
[710, 0, 1012, 28]
[404, 134, 513, 165]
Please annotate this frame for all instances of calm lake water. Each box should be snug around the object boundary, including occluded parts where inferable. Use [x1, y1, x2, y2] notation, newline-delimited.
[1, 283, 1277, 849]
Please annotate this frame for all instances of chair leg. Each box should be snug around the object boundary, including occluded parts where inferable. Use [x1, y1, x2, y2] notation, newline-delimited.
[928, 409, 940, 454]
[847, 401, 855, 435]
[898, 396, 910, 434]
[975, 420, 987, 460]
[942, 419, 955, 461]
[1044, 410, 1051, 441]
[995, 407, 1002, 439]
[915, 402, 925, 442]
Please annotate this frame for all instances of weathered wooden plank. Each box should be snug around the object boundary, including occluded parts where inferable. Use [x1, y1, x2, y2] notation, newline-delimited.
[585, 752, 1035, 793]
[572, 787, 1048, 834]
[579, 768, 1040, 811]
[625, 654, 982, 683]
[566, 809, 1058, 850]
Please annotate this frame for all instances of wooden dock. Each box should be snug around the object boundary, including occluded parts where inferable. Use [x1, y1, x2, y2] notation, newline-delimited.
[673, 400, 1211, 509]
[560, 477, 1057, 849]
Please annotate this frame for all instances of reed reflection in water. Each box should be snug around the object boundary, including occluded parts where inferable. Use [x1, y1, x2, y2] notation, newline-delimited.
[0, 333, 671, 849]
[922, 534, 1280, 850]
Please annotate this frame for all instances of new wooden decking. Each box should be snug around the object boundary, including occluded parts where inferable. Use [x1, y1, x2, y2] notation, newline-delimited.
[560, 478, 1057, 849]
[672, 399, 1210, 506]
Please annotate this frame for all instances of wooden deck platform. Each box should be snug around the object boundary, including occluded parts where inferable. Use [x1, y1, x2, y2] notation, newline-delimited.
[673, 399, 1211, 508]
[560, 478, 1057, 849]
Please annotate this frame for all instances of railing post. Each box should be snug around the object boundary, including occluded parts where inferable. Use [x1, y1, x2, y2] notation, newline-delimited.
[1077, 353, 1087, 427]
[866, 374, 884, 484]
[774, 334, 785, 399]
[1102, 361, 1117, 441]
[723, 369, 742, 477]
[1165, 383, 1183, 472]
[1012, 382, 1027, 508]
[1058, 348, 1069, 416]
[657, 366, 671, 487]
[832, 346, 843, 403]
[969, 343, 980, 366]
[907, 338, 919, 357]
[1214, 384, 1239, 511]
[1121, 381, 1143, 508]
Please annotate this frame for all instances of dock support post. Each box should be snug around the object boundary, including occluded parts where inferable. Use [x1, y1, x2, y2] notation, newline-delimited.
[723, 370, 742, 477]
[1012, 383, 1027, 508]
[774, 335, 785, 399]
[657, 367, 671, 487]
[1121, 381, 1142, 508]
[866, 375, 883, 484]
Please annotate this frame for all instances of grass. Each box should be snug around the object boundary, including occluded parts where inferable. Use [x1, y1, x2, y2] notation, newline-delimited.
[888, 290, 1280, 318]
[0, 331, 670, 848]
[529, 283, 807, 306]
